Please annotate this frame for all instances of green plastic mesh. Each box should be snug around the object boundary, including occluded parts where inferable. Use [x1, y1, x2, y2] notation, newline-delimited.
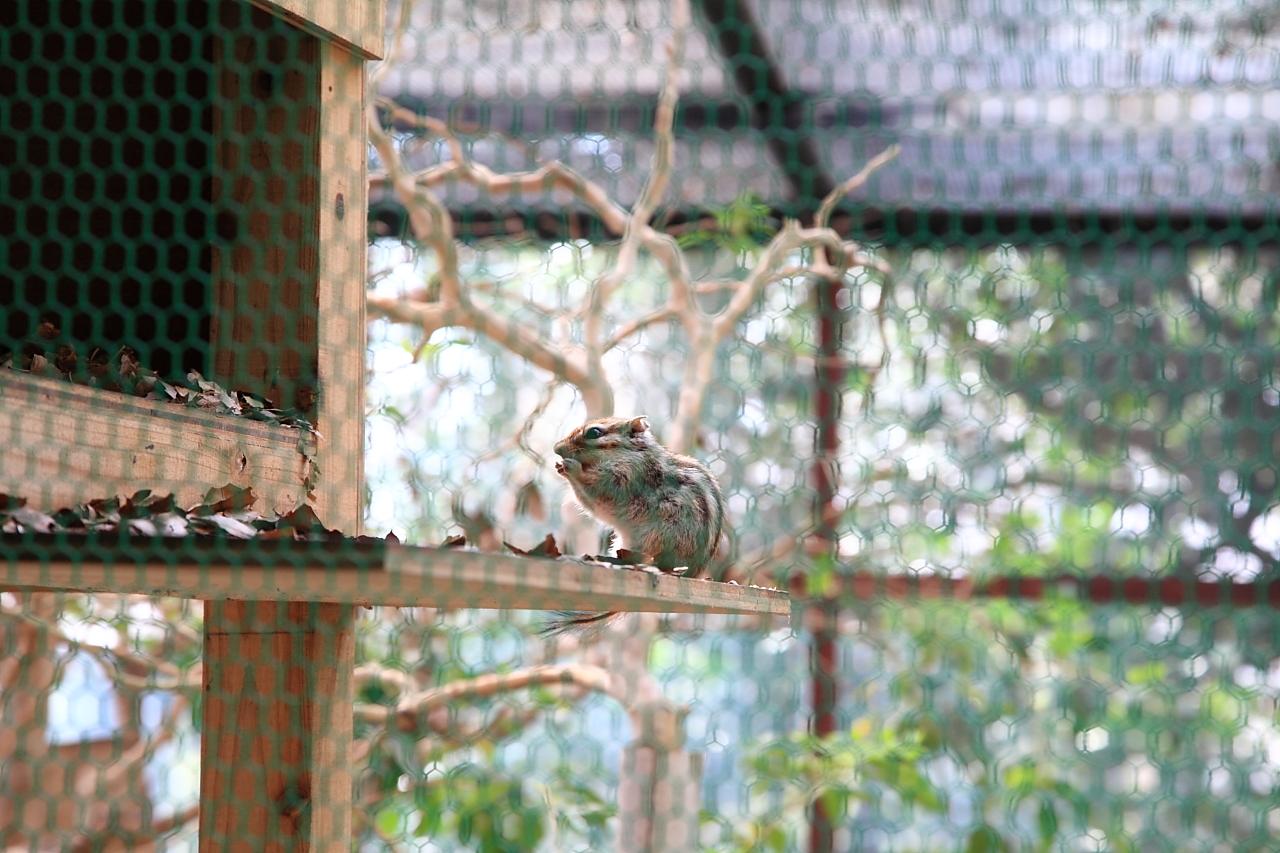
[3, 0, 1279, 850]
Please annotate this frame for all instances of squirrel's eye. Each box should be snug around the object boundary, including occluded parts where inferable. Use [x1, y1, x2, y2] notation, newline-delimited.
[584, 426, 605, 440]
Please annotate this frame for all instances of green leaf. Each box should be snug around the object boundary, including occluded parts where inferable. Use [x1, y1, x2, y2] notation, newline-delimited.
[806, 554, 837, 598]
[375, 806, 403, 839]
[1123, 661, 1167, 686]
[964, 824, 1007, 853]
[1036, 798, 1059, 843]
[817, 788, 848, 822]
[413, 783, 444, 837]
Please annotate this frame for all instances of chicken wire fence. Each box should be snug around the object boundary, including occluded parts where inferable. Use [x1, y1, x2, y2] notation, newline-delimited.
[3, 0, 1280, 850]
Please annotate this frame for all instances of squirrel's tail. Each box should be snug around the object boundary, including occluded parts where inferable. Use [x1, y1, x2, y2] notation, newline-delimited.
[539, 610, 622, 636]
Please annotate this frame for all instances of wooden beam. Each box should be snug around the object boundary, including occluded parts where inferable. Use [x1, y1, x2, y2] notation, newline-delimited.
[0, 372, 312, 517]
[0, 537, 791, 618]
[251, 0, 384, 60]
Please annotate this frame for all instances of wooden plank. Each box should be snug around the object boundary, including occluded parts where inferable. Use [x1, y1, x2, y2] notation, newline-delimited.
[0, 539, 791, 617]
[199, 600, 353, 852]
[384, 548, 791, 616]
[0, 372, 313, 516]
[313, 41, 367, 535]
[252, 0, 385, 60]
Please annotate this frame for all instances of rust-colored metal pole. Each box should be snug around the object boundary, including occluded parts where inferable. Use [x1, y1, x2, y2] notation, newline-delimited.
[809, 271, 844, 853]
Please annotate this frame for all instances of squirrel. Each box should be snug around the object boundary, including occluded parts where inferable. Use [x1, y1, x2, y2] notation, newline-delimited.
[543, 415, 724, 634]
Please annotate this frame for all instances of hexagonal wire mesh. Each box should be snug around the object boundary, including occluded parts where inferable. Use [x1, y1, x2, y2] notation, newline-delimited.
[3, 0, 1279, 850]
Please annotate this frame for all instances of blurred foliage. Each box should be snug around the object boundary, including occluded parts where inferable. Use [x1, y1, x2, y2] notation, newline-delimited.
[676, 193, 778, 256]
[366, 234, 1280, 850]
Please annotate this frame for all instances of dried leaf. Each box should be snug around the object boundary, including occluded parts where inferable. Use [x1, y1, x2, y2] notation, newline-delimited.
[190, 514, 258, 539]
[503, 534, 562, 559]
[441, 534, 467, 548]
[118, 347, 141, 376]
[515, 480, 546, 520]
[121, 491, 176, 518]
[9, 507, 58, 533]
[192, 484, 258, 515]
[51, 507, 85, 528]
[87, 497, 121, 522]
[528, 533, 561, 558]
[581, 550, 651, 567]
[152, 512, 190, 537]
[53, 344, 77, 375]
[131, 374, 158, 397]
[275, 504, 330, 534]
[87, 347, 111, 378]
[28, 353, 55, 377]
[126, 518, 158, 537]
[188, 370, 215, 392]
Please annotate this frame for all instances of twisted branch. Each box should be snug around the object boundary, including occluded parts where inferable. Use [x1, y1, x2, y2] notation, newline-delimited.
[355, 662, 619, 731]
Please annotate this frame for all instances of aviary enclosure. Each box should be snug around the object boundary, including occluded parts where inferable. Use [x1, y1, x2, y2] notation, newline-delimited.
[3, 0, 1279, 850]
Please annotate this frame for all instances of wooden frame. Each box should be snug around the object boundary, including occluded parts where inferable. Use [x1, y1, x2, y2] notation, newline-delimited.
[1, 1, 382, 847]
[0, 0, 793, 848]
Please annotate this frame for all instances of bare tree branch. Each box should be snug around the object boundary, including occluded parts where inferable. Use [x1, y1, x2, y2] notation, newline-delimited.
[367, 94, 616, 415]
[148, 802, 200, 838]
[587, 0, 692, 361]
[365, 8, 699, 422]
[368, 0, 415, 92]
[605, 306, 679, 352]
[814, 144, 901, 231]
[355, 661, 417, 696]
[0, 606, 200, 691]
[355, 663, 618, 731]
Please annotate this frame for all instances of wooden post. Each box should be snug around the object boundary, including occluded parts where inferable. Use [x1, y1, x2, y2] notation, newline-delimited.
[313, 38, 368, 524]
[198, 15, 368, 850]
[199, 601, 354, 850]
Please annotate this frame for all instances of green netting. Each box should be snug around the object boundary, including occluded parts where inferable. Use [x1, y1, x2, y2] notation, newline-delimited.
[3, 0, 1279, 850]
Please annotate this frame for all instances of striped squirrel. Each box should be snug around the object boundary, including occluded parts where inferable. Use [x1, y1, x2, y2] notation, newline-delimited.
[544, 416, 724, 633]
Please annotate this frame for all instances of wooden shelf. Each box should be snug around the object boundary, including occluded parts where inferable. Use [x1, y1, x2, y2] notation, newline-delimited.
[1, 534, 791, 618]
[0, 371, 313, 517]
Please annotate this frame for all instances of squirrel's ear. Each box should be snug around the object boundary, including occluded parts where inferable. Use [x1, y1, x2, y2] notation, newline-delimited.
[629, 416, 649, 434]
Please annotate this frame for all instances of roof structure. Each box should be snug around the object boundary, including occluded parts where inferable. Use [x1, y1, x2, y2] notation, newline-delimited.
[372, 0, 1280, 241]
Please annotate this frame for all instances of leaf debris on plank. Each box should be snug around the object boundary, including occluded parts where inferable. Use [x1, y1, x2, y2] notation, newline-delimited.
[1, 338, 316, 432]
